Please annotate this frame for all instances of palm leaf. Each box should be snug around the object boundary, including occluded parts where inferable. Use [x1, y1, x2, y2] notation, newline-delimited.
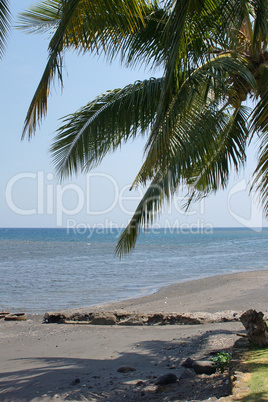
[149, 0, 240, 145]
[17, 0, 62, 34]
[252, 140, 268, 216]
[252, 0, 268, 48]
[114, 4, 168, 70]
[115, 169, 173, 256]
[19, 0, 148, 139]
[251, 91, 268, 134]
[115, 102, 251, 255]
[21, 0, 80, 139]
[185, 106, 250, 206]
[131, 53, 256, 188]
[251, 89, 268, 215]
[51, 77, 163, 178]
[0, 0, 11, 58]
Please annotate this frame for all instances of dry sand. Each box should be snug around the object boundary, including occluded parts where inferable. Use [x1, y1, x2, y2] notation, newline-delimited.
[0, 270, 268, 401]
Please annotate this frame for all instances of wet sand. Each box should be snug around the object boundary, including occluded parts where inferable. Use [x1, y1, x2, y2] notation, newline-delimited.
[0, 270, 267, 401]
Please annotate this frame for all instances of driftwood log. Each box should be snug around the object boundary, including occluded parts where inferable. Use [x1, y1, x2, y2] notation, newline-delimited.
[240, 309, 268, 347]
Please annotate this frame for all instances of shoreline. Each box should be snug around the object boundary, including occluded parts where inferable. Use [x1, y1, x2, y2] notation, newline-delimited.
[2, 268, 266, 319]
[47, 268, 268, 318]
[18, 268, 268, 318]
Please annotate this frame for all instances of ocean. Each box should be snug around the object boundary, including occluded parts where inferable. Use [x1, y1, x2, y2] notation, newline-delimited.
[0, 227, 267, 313]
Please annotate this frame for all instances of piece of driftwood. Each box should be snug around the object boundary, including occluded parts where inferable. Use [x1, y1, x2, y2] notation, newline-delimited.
[236, 333, 249, 338]
[240, 309, 268, 347]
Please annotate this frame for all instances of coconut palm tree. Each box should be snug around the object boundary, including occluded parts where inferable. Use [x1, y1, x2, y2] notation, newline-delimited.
[0, 0, 11, 58]
[19, 0, 267, 255]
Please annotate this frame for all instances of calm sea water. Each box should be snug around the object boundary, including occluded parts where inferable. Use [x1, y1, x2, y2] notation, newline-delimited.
[0, 227, 267, 313]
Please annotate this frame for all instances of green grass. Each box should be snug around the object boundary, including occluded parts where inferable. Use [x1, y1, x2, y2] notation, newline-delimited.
[241, 347, 268, 401]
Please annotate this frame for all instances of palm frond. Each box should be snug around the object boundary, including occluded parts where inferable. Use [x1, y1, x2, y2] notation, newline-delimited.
[115, 5, 168, 70]
[132, 53, 256, 187]
[251, 90, 268, 134]
[51, 77, 163, 178]
[251, 0, 268, 48]
[0, 0, 11, 58]
[17, 0, 62, 34]
[115, 169, 174, 256]
[151, 0, 239, 137]
[185, 106, 250, 206]
[20, 0, 148, 139]
[251, 89, 268, 215]
[21, 0, 81, 139]
[252, 132, 268, 216]
[116, 103, 251, 255]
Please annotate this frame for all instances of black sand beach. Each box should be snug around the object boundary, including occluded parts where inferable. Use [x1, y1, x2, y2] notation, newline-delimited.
[0, 270, 267, 401]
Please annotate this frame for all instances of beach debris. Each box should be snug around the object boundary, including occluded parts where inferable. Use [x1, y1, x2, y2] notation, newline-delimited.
[240, 309, 268, 347]
[155, 373, 178, 385]
[0, 311, 10, 319]
[43, 311, 117, 325]
[43, 310, 243, 326]
[4, 313, 27, 321]
[117, 316, 146, 326]
[117, 366, 136, 373]
[89, 313, 117, 325]
[43, 312, 66, 323]
[70, 378, 80, 386]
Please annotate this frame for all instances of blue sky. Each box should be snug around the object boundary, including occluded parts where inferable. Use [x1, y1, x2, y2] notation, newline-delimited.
[0, 0, 266, 230]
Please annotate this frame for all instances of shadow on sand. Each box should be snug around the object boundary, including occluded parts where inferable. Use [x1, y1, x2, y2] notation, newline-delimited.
[0, 327, 236, 401]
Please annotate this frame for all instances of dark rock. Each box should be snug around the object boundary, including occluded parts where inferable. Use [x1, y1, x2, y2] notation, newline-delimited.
[181, 357, 194, 368]
[192, 360, 217, 375]
[71, 378, 80, 385]
[117, 366, 136, 373]
[155, 373, 177, 385]
[180, 368, 196, 380]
